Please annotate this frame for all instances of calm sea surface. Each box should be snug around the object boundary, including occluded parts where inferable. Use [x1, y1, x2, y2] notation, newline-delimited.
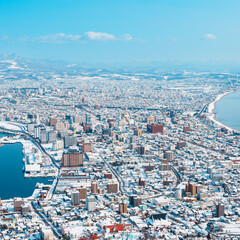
[0, 138, 50, 200]
[214, 91, 240, 131]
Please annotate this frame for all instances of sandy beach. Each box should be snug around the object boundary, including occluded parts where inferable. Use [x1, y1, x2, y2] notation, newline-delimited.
[207, 91, 236, 132]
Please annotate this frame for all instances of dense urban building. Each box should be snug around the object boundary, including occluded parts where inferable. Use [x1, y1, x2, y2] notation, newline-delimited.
[0, 58, 239, 239]
[61, 148, 83, 167]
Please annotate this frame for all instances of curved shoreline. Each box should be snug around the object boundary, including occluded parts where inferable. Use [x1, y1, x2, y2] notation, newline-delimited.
[207, 91, 239, 133]
[0, 128, 58, 200]
[0, 142, 51, 200]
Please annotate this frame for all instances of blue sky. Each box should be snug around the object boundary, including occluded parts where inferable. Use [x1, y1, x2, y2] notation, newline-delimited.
[1, 0, 240, 64]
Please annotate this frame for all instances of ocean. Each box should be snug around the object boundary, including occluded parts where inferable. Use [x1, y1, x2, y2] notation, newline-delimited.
[214, 91, 240, 131]
[0, 141, 50, 200]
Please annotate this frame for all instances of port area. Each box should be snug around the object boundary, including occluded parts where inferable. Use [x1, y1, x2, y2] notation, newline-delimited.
[0, 135, 57, 178]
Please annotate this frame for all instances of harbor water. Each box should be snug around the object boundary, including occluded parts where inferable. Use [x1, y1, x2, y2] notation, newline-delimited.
[214, 91, 240, 132]
[0, 140, 50, 200]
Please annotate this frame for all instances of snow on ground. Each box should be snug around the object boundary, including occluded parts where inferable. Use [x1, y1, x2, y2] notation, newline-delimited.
[0, 121, 23, 131]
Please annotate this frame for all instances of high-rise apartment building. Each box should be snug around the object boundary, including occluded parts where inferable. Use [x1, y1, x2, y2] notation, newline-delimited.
[47, 130, 56, 143]
[164, 151, 173, 162]
[185, 182, 197, 196]
[139, 178, 146, 187]
[129, 195, 142, 207]
[79, 188, 87, 200]
[107, 182, 119, 194]
[147, 124, 164, 133]
[91, 182, 98, 194]
[27, 123, 35, 133]
[34, 125, 41, 139]
[61, 149, 83, 167]
[119, 202, 128, 214]
[40, 128, 47, 143]
[216, 203, 224, 217]
[71, 191, 80, 206]
[83, 142, 91, 153]
[137, 145, 145, 155]
[64, 136, 78, 148]
[86, 196, 96, 212]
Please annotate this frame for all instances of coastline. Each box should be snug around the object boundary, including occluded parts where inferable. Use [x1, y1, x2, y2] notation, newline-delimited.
[0, 142, 52, 200]
[207, 91, 238, 132]
[0, 134, 56, 200]
[0, 136, 57, 178]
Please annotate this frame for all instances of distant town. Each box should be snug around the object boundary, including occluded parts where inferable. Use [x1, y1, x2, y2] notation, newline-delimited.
[0, 57, 240, 239]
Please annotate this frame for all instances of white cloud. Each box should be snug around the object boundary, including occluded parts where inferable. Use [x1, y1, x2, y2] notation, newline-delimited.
[84, 31, 116, 41]
[33, 33, 82, 43]
[1, 35, 10, 40]
[204, 33, 216, 40]
[18, 32, 133, 43]
[122, 34, 133, 42]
